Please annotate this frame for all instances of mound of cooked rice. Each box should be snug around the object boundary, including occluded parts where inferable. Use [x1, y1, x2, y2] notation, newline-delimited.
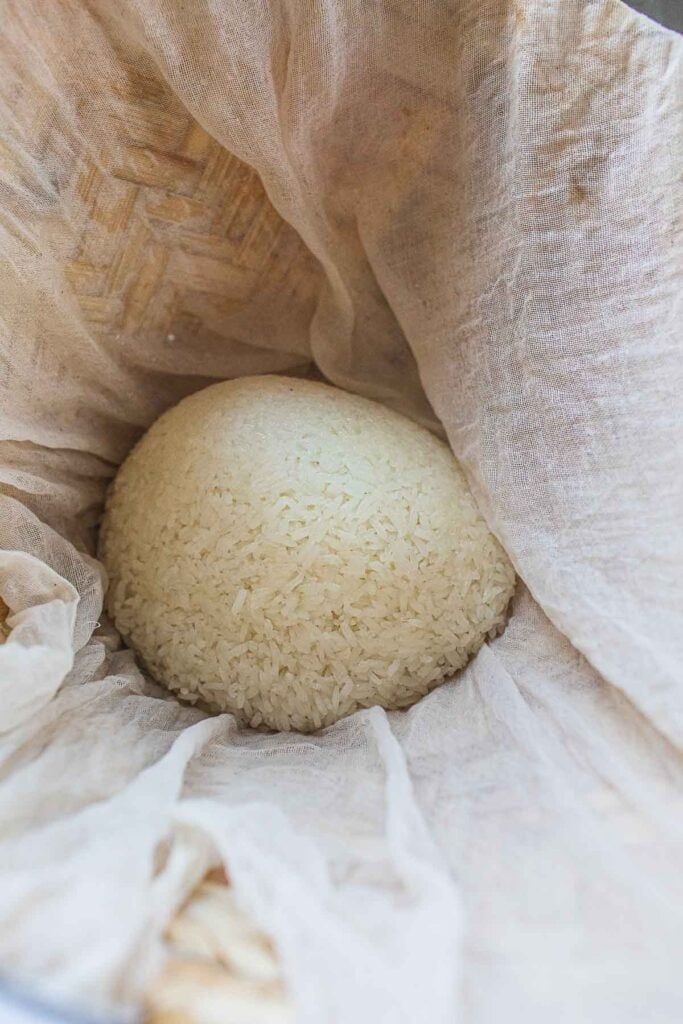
[99, 375, 515, 732]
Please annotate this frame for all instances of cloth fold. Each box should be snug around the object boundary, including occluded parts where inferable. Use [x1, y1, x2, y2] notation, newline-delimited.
[0, 1, 681, 1021]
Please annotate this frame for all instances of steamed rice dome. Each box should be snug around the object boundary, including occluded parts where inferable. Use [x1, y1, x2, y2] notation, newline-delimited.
[99, 375, 515, 732]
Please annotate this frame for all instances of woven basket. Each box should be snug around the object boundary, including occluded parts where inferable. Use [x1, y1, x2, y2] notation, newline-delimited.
[1, 601, 288, 1024]
[144, 871, 290, 1024]
[0, 44, 317, 1019]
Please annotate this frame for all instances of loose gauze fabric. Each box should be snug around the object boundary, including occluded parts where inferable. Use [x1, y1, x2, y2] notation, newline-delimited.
[0, 2, 682, 1023]
[100, 375, 515, 732]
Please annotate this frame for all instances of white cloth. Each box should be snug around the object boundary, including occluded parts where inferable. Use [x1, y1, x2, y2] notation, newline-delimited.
[0, 1, 681, 1022]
